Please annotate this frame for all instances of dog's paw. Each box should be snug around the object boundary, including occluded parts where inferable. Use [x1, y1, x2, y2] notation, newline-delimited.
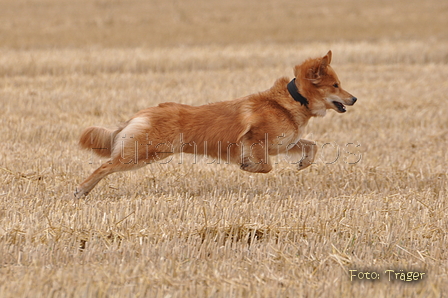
[240, 158, 272, 173]
[74, 188, 88, 199]
[297, 156, 313, 171]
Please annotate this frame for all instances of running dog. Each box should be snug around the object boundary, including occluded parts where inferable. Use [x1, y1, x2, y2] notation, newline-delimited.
[75, 51, 356, 198]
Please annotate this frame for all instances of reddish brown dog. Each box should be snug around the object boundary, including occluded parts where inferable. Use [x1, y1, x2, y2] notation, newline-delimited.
[75, 51, 356, 198]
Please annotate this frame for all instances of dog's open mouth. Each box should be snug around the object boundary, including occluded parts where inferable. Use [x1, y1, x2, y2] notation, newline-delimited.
[333, 101, 346, 113]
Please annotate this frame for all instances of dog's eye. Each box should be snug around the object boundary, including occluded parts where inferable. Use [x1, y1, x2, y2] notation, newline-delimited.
[333, 83, 339, 88]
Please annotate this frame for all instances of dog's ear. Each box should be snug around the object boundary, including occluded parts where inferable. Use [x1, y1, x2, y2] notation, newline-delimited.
[307, 68, 322, 85]
[306, 51, 333, 84]
[323, 50, 332, 65]
[317, 51, 332, 77]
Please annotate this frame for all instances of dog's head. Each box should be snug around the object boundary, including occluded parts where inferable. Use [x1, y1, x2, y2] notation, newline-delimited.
[294, 51, 357, 117]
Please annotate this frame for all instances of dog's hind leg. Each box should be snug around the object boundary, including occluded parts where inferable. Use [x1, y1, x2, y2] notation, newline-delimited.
[75, 161, 119, 199]
[74, 160, 145, 199]
[75, 128, 156, 199]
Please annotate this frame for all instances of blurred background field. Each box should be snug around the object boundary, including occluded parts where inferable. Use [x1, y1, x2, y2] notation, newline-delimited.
[1, 0, 448, 297]
[1, 0, 448, 48]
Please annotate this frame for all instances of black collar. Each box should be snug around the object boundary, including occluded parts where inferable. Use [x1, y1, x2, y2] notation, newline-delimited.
[287, 78, 309, 107]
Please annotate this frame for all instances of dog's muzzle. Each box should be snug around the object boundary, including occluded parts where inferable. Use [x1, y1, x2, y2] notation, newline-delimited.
[333, 97, 357, 113]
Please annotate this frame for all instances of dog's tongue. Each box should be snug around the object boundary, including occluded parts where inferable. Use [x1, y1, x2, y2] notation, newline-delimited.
[333, 101, 346, 112]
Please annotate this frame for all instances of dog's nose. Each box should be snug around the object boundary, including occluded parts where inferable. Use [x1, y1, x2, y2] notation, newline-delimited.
[352, 97, 357, 104]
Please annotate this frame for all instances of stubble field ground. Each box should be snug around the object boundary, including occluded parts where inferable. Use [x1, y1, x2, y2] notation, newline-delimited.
[1, 0, 448, 297]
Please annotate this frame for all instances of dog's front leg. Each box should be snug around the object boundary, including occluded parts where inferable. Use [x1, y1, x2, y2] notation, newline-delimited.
[288, 139, 317, 171]
[239, 139, 273, 173]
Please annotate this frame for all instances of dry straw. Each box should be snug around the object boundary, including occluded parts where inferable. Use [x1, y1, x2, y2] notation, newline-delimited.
[1, 0, 448, 297]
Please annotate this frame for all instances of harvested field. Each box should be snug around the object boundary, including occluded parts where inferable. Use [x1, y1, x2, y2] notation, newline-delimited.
[1, 0, 448, 297]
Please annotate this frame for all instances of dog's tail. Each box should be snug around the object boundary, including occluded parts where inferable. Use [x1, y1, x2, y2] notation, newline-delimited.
[79, 126, 120, 158]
